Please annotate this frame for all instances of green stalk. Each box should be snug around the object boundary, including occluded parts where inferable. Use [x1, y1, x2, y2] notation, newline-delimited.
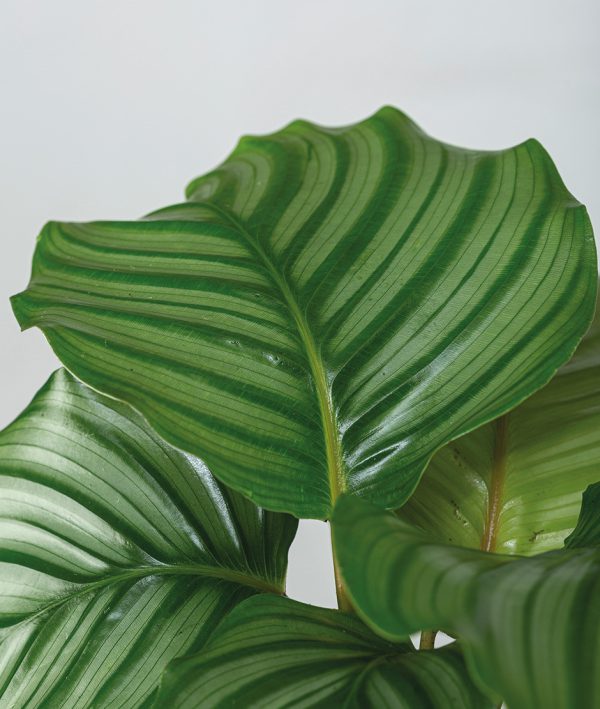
[419, 630, 437, 650]
[330, 524, 353, 612]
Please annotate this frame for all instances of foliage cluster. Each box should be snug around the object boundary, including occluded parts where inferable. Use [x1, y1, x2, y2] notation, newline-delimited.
[2, 107, 598, 708]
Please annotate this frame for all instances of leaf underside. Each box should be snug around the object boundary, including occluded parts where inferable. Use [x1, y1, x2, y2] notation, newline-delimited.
[11, 106, 597, 518]
[399, 291, 600, 555]
[0, 370, 296, 708]
[154, 595, 494, 708]
[333, 495, 600, 709]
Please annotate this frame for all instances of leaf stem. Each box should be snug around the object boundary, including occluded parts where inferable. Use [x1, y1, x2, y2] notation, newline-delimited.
[330, 523, 353, 612]
[419, 630, 437, 650]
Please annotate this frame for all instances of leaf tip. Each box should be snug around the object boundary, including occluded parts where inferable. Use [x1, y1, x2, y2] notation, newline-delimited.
[10, 290, 33, 331]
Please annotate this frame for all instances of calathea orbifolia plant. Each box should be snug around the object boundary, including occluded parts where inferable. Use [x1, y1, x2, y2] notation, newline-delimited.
[1, 106, 597, 708]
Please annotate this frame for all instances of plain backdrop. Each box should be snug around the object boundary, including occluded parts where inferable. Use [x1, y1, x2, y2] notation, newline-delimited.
[1, 0, 598, 610]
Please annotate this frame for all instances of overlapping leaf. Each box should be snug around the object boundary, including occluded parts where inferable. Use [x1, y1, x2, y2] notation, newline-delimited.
[0, 370, 296, 708]
[332, 494, 600, 709]
[11, 107, 596, 518]
[400, 293, 600, 554]
[154, 595, 495, 708]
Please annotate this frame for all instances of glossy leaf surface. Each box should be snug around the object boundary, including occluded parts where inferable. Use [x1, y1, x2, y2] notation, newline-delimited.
[333, 494, 600, 709]
[12, 107, 596, 517]
[0, 370, 296, 708]
[400, 294, 600, 554]
[155, 595, 494, 708]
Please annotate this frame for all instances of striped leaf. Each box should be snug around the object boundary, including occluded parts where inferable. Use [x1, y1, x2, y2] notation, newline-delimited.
[154, 595, 495, 708]
[332, 494, 600, 709]
[11, 107, 597, 518]
[399, 290, 600, 554]
[0, 370, 296, 708]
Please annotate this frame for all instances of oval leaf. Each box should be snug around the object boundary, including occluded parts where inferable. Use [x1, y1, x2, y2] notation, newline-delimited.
[0, 370, 297, 708]
[155, 595, 495, 708]
[399, 290, 600, 554]
[11, 107, 596, 518]
[332, 494, 600, 709]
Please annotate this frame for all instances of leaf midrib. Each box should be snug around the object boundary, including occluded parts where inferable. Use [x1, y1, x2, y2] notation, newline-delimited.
[14, 563, 283, 628]
[481, 415, 509, 552]
[198, 201, 345, 509]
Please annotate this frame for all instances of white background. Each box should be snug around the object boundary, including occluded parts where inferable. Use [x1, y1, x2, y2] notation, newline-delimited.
[1, 0, 598, 609]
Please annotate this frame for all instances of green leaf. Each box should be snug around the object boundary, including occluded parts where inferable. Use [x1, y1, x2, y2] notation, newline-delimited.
[399, 291, 600, 554]
[154, 595, 495, 708]
[0, 369, 296, 708]
[11, 107, 596, 518]
[332, 494, 600, 709]
[565, 482, 600, 548]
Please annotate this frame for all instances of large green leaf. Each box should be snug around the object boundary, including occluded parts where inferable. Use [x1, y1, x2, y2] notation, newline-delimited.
[332, 494, 600, 709]
[154, 595, 495, 708]
[0, 370, 296, 708]
[399, 292, 600, 554]
[11, 107, 596, 518]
